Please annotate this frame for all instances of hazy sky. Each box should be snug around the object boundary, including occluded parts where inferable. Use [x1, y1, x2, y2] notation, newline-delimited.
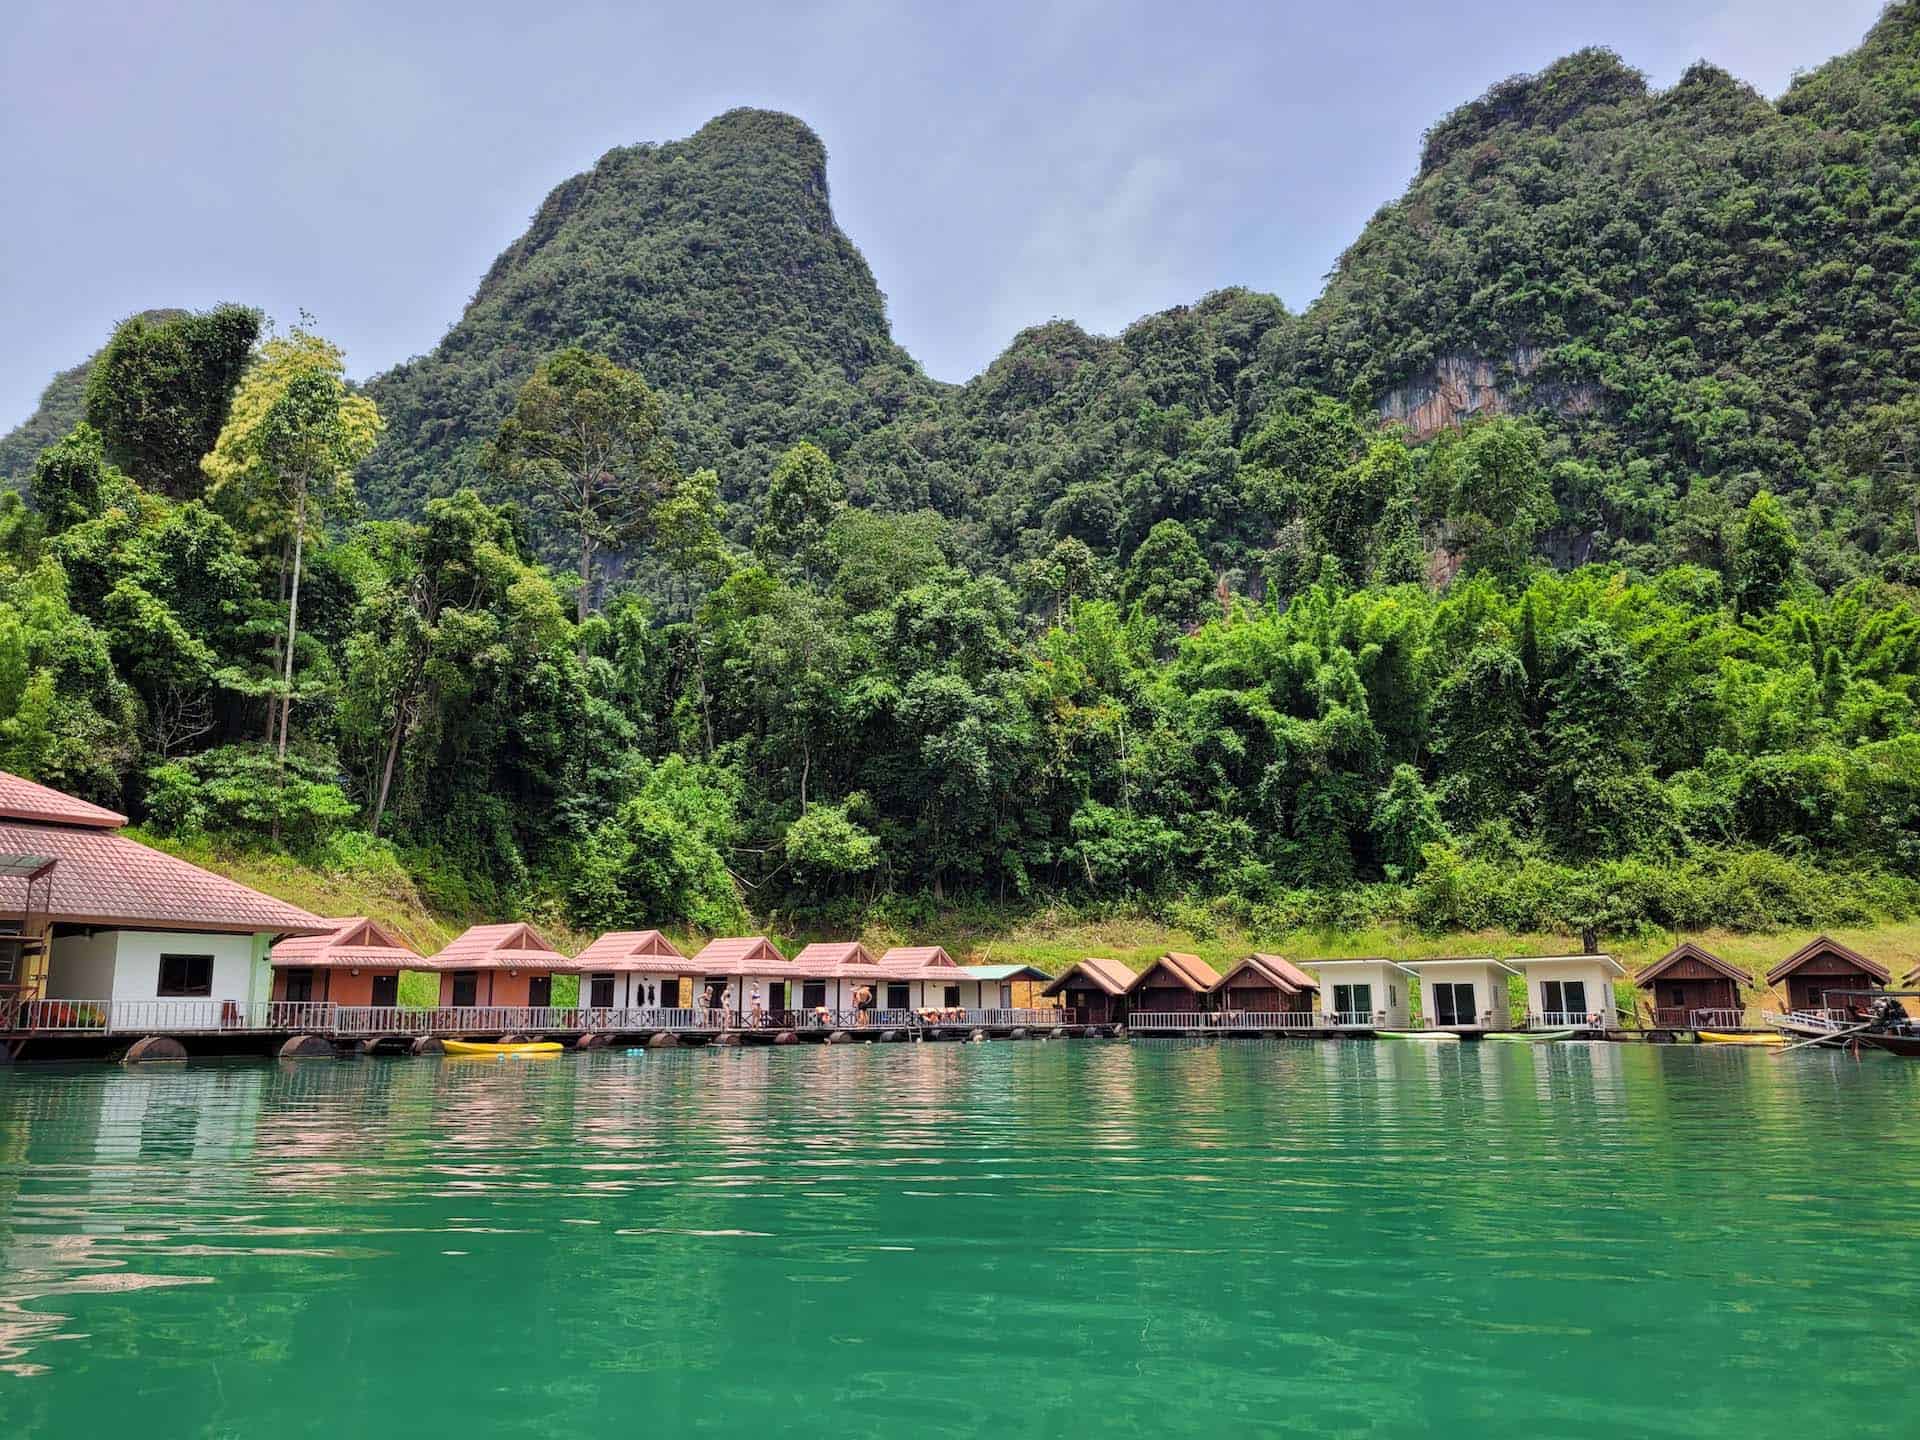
[0, 0, 1891, 428]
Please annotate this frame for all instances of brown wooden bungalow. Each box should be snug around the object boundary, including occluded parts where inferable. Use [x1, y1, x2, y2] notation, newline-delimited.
[1635, 942, 1748, 1028]
[1041, 957, 1136, 1024]
[1210, 954, 1317, 1014]
[1766, 935, 1889, 1014]
[1123, 952, 1223, 1015]
[429, 922, 573, 1008]
[269, 917, 421, 1008]
[570, 929, 689, 1008]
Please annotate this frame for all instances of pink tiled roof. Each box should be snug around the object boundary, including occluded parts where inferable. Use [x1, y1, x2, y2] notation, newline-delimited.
[271, 917, 424, 970]
[691, 936, 786, 969]
[0, 770, 126, 829]
[572, 929, 689, 972]
[791, 942, 876, 970]
[428, 922, 570, 971]
[0, 818, 327, 934]
[881, 945, 959, 969]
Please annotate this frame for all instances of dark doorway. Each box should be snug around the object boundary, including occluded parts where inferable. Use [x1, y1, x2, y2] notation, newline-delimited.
[661, 978, 681, 1008]
[528, 975, 552, 1007]
[283, 968, 315, 1003]
[802, 980, 827, 1010]
[769, 981, 788, 1010]
[886, 982, 910, 1011]
[451, 971, 478, 1007]
[370, 973, 399, 1007]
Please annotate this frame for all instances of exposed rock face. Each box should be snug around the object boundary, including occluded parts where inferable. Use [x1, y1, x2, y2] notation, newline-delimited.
[1376, 348, 1601, 440]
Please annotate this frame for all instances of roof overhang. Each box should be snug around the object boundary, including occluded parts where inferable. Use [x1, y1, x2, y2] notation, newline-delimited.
[1509, 953, 1626, 976]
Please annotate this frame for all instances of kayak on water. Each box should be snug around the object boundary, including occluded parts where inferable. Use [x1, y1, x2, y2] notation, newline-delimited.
[1697, 1031, 1783, 1047]
[1377, 1030, 1460, 1041]
[1486, 1029, 1578, 1043]
[443, 1039, 565, 1057]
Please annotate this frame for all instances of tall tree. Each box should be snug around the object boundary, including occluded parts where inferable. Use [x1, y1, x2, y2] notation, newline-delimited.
[489, 347, 677, 624]
[203, 329, 382, 804]
[1731, 490, 1799, 617]
[84, 305, 261, 497]
[754, 442, 845, 584]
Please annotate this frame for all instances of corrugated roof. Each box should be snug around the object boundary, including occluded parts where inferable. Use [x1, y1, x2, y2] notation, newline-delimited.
[572, 929, 690, 972]
[691, 936, 786, 970]
[428, 922, 570, 971]
[1765, 934, 1889, 986]
[960, 964, 1050, 981]
[1041, 957, 1136, 997]
[0, 771, 126, 828]
[1635, 941, 1749, 987]
[271, 917, 424, 969]
[0, 818, 327, 935]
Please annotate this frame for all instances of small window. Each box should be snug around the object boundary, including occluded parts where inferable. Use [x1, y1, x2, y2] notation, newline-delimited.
[158, 954, 214, 997]
[944, 985, 962, 1008]
[1389, 985, 1398, 1007]
[802, 980, 828, 1010]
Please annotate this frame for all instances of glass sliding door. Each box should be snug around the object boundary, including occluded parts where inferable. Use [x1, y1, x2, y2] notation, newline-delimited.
[1431, 982, 1475, 1026]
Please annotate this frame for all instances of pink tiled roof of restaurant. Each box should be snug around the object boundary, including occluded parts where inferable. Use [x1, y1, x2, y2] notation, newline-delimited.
[0, 817, 327, 935]
[428, 922, 571, 971]
[1041, 957, 1137, 998]
[880, 945, 960, 970]
[691, 936, 786, 969]
[572, 929, 690, 972]
[0, 770, 127, 828]
[271, 918, 425, 969]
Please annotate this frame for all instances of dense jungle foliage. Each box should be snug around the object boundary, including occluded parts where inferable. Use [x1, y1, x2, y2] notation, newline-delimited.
[3, 5, 1920, 944]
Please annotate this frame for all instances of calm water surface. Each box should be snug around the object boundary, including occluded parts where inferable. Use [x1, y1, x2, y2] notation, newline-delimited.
[1, 1040, 1917, 1436]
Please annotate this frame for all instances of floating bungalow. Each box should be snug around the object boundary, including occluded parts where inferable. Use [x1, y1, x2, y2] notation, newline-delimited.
[956, 963, 1053, 1011]
[270, 918, 421, 1008]
[1635, 942, 1748, 1029]
[0, 770, 328, 1030]
[429, 923, 573, 1009]
[569, 929, 689, 1008]
[1309, 958, 1414, 1029]
[1210, 954, 1317, 1015]
[789, 941, 895, 1013]
[689, 936, 788, 1010]
[1041, 958, 1136, 1024]
[1403, 958, 1518, 1031]
[1766, 935, 1889, 1015]
[1511, 954, 1626, 1031]
[1122, 952, 1223, 1018]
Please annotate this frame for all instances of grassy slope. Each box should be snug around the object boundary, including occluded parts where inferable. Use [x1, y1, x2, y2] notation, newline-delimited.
[134, 834, 1920, 1017]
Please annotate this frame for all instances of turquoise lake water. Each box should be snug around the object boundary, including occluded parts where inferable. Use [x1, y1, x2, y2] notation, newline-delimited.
[1, 1039, 1917, 1436]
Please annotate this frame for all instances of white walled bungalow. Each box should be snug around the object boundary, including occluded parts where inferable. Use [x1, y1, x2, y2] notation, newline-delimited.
[570, 930, 690, 1009]
[689, 936, 788, 1011]
[1309, 958, 1415, 1030]
[878, 945, 968, 1010]
[1511, 954, 1626, 1031]
[1403, 958, 1520, 1032]
[956, 964, 1053, 1011]
[0, 771, 329, 1029]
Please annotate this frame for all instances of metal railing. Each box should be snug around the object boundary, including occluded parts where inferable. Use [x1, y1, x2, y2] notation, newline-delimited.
[1126, 1010, 1215, 1030]
[1530, 1010, 1611, 1030]
[1687, 1009, 1748, 1031]
[1, 998, 339, 1034]
[1212, 1011, 1319, 1031]
[1760, 1008, 1852, 1033]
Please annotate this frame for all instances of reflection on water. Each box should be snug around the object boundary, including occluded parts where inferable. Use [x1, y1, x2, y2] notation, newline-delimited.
[1, 1042, 1917, 1435]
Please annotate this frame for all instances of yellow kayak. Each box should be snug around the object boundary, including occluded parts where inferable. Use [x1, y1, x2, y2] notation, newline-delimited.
[1697, 1031, 1782, 1047]
[443, 1039, 564, 1057]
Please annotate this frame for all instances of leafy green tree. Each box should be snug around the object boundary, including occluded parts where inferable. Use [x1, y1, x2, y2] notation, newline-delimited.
[28, 425, 134, 537]
[1731, 490, 1799, 617]
[1437, 418, 1557, 578]
[783, 796, 880, 891]
[1122, 520, 1213, 640]
[755, 442, 845, 583]
[83, 305, 261, 497]
[490, 347, 678, 623]
[1370, 764, 1450, 878]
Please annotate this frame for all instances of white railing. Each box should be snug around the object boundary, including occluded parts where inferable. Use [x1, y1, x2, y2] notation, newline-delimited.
[1422, 1010, 1498, 1030]
[1761, 1009, 1852, 1034]
[958, 1008, 1060, 1027]
[1213, 1011, 1319, 1031]
[1324, 1011, 1383, 1028]
[2, 998, 340, 1034]
[1531, 1011, 1611, 1030]
[1126, 1010, 1216, 1029]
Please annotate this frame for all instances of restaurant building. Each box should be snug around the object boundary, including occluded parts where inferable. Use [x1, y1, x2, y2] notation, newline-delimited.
[570, 929, 690, 1008]
[0, 770, 328, 1026]
[269, 918, 423, 1008]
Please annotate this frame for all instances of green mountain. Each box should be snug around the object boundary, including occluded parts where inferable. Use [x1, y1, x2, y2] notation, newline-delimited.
[357, 108, 936, 523]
